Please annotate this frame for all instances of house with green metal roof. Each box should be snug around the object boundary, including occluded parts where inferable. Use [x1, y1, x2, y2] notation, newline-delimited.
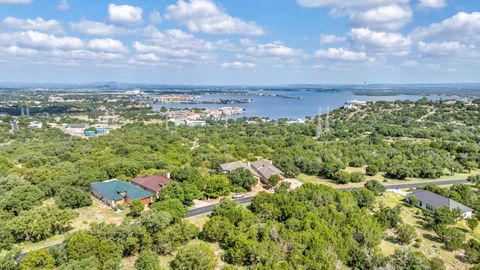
[90, 179, 154, 207]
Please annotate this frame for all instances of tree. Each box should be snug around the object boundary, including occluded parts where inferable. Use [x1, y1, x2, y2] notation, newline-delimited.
[158, 183, 185, 202]
[391, 249, 430, 270]
[435, 225, 466, 251]
[0, 249, 20, 270]
[19, 249, 55, 270]
[374, 205, 402, 229]
[135, 249, 161, 270]
[66, 232, 100, 261]
[267, 175, 281, 187]
[202, 216, 235, 242]
[464, 239, 480, 264]
[171, 242, 217, 270]
[151, 199, 186, 219]
[364, 180, 385, 196]
[351, 188, 376, 208]
[227, 168, 257, 191]
[55, 188, 92, 209]
[183, 183, 202, 202]
[365, 165, 379, 176]
[129, 200, 145, 218]
[431, 206, 457, 225]
[468, 218, 479, 231]
[204, 175, 230, 198]
[8, 205, 76, 242]
[58, 257, 100, 270]
[0, 185, 45, 215]
[396, 224, 417, 245]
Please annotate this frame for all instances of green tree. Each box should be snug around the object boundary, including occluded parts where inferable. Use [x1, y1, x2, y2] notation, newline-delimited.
[204, 175, 230, 198]
[151, 199, 186, 219]
[0, 249, 19, 270]
[267, 175, 281, 187]
[0, 185, 45, 215]
[352, 188, 376, 208]
[202, 216, 235, 242]
[129, 200, 145, 218]
[55, 188, 92, 209]
[19, 249, 55, 270]
[464, 239, 480, 264]
[135, 249, 161, 270]
[365, 165, 379, 176]
[468, 218, 479, 231]
[391, 249, 430, 270]
[396, 224, 417, 245]
[364, 180, 386, 196]
[171, 242, 217, 270]
[66, 232, 100, 261]
[227, 168, 257, 191]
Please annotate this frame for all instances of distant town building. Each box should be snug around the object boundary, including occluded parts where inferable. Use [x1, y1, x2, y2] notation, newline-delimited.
[344, 100, 367, 109]
[186, 120, 206, 127]
[408, 190, 473, 218]
[66, 123, 89, 133]
[48, 96, 65, 103]
[90, 179, 154, 208]
[125, 89, 142, 95]
[28, 121, 43, 129]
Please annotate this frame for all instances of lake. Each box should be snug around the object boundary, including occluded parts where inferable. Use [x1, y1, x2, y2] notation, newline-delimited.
[153, 90, 456, 119]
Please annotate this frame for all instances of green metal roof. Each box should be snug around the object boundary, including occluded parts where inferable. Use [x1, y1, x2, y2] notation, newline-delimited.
[91, 179, 154, 201]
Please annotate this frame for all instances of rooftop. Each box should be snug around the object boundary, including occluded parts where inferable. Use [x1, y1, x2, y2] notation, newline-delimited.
[131, 175, 171, 193]
[409, 190, 473, 213]
[91, 179, 154, 201]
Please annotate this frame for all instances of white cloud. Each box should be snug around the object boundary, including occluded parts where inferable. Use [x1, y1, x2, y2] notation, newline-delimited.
[402, 59, 418, 66]
[417, 0, 446, 10]
[108, 3, 143, 25]
[245, 42, 301, 57]
[349, 28, 411, 55]
[57, 0, 70, 11]
[411, 12, 480, 43]
[137, 53, 160, 62]
[0, 0, 30, 4]
[221, 61, 257, 69]
[320, 34, 345, 44]
[70, 20, 132, 36]
[314, 47, 369, 61]
[149, 10, 162, 24]
[0, 31, 84, 50]
[165, 0, 264, 36]
[296, 0, 408, 8]
[418, 41, 472, 56]
[2, 17, 63, 34]
[87, 38, 128, 53]
[349, 4, 412, 30]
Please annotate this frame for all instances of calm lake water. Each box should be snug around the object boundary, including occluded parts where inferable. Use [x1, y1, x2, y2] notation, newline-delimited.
[153, 90, 455, 119]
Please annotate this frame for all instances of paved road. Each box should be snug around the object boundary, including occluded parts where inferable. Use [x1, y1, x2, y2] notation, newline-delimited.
[187, 178, 469, 217]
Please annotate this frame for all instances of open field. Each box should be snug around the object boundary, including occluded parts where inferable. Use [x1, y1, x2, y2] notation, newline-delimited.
[297, 168, 480, 189]
[378, 192, 475, 270]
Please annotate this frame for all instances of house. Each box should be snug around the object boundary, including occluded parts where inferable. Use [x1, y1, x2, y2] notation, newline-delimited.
[408, 190, 473, 218]
[66, 123, 89, 133]
[344, 100, 367, 109]
[251, 160, 285, 183]
[220, 162, 261, 179]
[28, 121, 43, 129]
[90, 179, 154, 208]
[131, 175, 172, 197]
[186, 120, 206, 127]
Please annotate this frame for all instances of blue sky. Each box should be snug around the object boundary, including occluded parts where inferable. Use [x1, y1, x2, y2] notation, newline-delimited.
[0, 0, 479, 84]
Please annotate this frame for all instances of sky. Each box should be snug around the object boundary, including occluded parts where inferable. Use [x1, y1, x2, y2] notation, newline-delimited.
[0, 0, 479, 85]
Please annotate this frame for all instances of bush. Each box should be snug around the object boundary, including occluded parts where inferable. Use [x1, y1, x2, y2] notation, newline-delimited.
[171, 242, 217, 270]
[365, 180, 385, 196]
[135, 249, 161, 270]
[396, 224, 417, 245]
[366, 165, 379, 176]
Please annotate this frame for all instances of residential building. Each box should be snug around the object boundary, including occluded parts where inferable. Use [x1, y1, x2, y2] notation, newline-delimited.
[344, 100, 367, 109]
[251, 160, 285, 183]
[90, 179, 154, 208]
[408, 190, 473, 218]
[28, 121, 43, 129]
[220, 161, 261, 179]
[131, 175, 172, 197]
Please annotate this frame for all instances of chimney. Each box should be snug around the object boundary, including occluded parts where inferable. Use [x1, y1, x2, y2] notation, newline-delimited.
[166, 172, 171, 179]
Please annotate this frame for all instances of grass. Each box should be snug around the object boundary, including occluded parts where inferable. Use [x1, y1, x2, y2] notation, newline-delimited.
[377, 192, 474, 269]
[185, 213, 210, 229]
[297, 168, 480, 189]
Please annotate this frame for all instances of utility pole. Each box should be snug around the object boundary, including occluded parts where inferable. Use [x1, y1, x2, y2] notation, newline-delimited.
[21, 107, 25, 116]
[316, 108, 322, 139]
[324, 108, 330, 135]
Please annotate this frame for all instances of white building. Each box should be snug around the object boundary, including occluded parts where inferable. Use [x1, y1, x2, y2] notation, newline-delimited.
[28, 121, 43, 129]
[344, 100, 367, 109]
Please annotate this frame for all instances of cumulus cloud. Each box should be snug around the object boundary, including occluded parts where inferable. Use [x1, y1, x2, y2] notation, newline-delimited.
[349, 27, 411, 56]
[245, 42, 302, 57]
[0, 0, 30, 4]
[418, 41, 473, 56]
[296, 0, 408, 8]
[314, 47, 369, 61]
[320, 34, 345, 44]
[165, 0, 264, 36]
[349, 4, 412, 30]
[0, 31, 84, 50]
[87, 38, 128, 53]
[417, 0, 446, 10]
[57, 0, 70, 11]
[70, 20, 133, 36]
[149, 10, 162, 24]
[2, 17, 63, 34]
[411, 12, 480, 43]
[221, 61, 257, 69]
[108, 3, 143, 25]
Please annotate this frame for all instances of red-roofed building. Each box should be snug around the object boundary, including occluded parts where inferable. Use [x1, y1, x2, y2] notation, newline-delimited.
[131, 175, 172, 197]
